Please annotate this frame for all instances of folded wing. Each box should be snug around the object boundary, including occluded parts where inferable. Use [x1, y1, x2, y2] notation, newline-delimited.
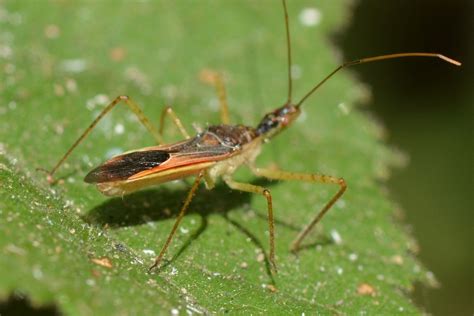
[84, 130, 242, 184]
[84, 150, 171, 183]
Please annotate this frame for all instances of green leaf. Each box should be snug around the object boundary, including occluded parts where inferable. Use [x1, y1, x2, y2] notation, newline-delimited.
[0, 1, 431, 314]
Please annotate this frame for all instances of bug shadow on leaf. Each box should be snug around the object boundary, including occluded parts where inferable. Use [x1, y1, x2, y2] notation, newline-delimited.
[83, 179, 280, 275]
[83, 179, 273, 228]
[83, 178, 333, 277]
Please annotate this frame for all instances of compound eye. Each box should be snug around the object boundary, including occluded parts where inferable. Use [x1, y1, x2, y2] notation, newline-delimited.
[269, 119, 279, 128]
[277, 107, 288, 116]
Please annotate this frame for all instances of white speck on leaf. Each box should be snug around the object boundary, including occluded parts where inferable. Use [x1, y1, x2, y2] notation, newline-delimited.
[143, 249, 156, 256]
[0, 44, 13, 58]
[32, 265, 43, 280]
[86, 94, 110, 111]
[330, 229, 343, 245]
[86, 278, 95, 286]
[299, 8, 322, 27]
[65, 78, 77, 93]
[5, 244, 26, 255]
[114, 123, 125, 135]
[60, 59, 87, 73]
[338, 102, 350, 115]
[349, 253, 358, 261]
[336, 198, 346, 209]
[291, 64, 302, 79]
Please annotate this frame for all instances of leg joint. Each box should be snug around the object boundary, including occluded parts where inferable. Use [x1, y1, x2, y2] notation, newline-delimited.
[338, 177, 347, 189]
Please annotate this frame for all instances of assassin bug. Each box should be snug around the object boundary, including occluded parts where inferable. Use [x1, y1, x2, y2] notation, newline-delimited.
[42, 0, 460, 273]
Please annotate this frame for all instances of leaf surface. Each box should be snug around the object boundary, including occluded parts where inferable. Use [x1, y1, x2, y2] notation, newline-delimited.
[0, 1, 429, 314]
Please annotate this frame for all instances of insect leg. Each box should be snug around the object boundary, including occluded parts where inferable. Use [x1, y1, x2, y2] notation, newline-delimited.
[200, 70, 230, 124]
[159, 105, 191, 140]
[223, 176, 277, 274]
[250, 166, 347, 253]
[45, 95, 163, 179]
[149, 171, 204, 272]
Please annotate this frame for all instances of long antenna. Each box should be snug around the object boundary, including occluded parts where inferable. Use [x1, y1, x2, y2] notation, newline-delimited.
[296, 53, 461, 108]
[282, 0, 292, 104]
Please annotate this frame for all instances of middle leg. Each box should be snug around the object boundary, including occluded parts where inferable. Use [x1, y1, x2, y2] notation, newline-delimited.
[223, 176, 277, 274]
[149, 171, 204, 271]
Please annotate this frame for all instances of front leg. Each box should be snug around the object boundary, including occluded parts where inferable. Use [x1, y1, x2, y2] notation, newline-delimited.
[250, 166, 347, 252]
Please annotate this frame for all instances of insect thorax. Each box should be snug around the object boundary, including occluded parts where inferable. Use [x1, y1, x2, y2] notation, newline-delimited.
[200, 125, 258, 149]
[203, 125, 262, 188]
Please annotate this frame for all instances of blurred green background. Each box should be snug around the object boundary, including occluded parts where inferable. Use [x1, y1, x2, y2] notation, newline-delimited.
[337, 0, 472, 315]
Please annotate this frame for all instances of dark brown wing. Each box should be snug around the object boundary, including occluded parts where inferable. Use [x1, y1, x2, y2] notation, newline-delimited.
[84, 150, 170, 183]
[83, 128, 248, 184]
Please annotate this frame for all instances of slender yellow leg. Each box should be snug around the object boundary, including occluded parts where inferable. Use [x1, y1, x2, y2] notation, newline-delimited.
[251, 166, 347, 252]
[158, 105, 190, 140]
[223, 176, 277, 274]
[200, 70, 230, 124]
[45, 95, 163, 180]
[149, 171, 204, 272]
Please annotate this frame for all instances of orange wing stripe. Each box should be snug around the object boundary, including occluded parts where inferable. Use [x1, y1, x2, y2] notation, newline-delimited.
[127, 153, 230, 180]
